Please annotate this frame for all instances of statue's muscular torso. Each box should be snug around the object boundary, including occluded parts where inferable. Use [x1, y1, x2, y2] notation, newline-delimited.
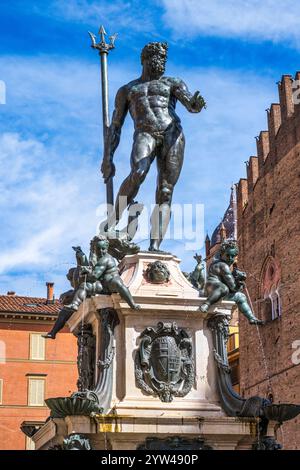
[117, 77, 191, 134]
[94, 253, 119, 280]
[207, 259, 236, 291]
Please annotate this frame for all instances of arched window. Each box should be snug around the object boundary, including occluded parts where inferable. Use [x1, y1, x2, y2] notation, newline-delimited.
[260, 257, 281, 322]
[261, 296, 272, 323]
[269, 284, 282, 320]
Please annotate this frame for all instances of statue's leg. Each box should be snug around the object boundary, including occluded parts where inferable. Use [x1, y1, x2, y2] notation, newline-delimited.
[59, 289, 75, 305]
[110, 277, 140, 310]
[149, 127, 185, 251]
[126, 200, 144, 241]
[42, 308, 74, 339]
[107, 133, 156, 229]
[200, 284, 229, 312]
[65, 283, 90, 310]
[231, 292, 264, 325]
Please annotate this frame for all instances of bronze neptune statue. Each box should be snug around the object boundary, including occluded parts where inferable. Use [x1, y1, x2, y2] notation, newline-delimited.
[101, 41, 206, 251]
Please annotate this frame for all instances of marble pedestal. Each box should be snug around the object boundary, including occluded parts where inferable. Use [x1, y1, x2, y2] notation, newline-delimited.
[33, 252, 256, 450]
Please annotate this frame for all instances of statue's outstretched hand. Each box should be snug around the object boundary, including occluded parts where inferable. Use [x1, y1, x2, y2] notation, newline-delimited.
[72, 246, 83, 254]
[191, 91, 207, 111]
[101, 160, 116, 183]
[80, 266, 92, 275]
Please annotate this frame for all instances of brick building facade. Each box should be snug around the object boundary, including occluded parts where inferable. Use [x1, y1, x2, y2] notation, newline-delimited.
[0, 285, 77, 450]
[236, 73, 300, 449]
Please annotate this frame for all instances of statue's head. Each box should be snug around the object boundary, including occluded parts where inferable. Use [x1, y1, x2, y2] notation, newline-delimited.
[145, 260, 171, 284]
[141, 42, 168, 78]
[66, 269, 73, 281]
[219, 239, 239, 266]
[90, 235, 109, 258]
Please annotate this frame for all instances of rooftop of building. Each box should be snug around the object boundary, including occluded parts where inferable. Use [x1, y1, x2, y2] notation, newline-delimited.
[0, 293, 61, 316]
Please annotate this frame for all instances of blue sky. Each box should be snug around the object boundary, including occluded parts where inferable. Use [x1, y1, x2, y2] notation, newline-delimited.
[1, 0, 300, 298]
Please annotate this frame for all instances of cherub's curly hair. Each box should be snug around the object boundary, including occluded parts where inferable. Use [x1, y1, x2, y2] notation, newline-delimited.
[220, 239, 239, 255]
[141, 42, 168, 64]
[89, 235, 109, 265]
[90, 235, 109, 248]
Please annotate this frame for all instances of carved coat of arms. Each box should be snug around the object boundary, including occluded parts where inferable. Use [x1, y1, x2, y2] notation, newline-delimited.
[135, 322, 194, 402]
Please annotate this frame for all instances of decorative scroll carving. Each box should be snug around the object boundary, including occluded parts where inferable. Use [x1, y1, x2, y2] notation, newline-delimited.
[46, 309, 119, 417]
[76, 324, 96, 392]
[207, 310, 300, 450]
[91, 308, 120, 414]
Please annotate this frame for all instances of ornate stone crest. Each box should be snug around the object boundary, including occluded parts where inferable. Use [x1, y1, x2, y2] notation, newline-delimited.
[145, 261, 171, 284]
[135, 322, 194, 402]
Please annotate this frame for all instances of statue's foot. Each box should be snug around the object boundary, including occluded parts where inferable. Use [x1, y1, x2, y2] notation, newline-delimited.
[148, 238, 161, 252]
[249, 317, 265, 326]
[64, 303, 78, 312]
[132, 303, 141, 310]
[148, 246, 164, 253]
[42, 332, 56, 340]
[200, 302, 210, 313]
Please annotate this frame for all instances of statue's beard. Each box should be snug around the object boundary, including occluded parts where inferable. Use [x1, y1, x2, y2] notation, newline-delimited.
[148, 57, 166, 77]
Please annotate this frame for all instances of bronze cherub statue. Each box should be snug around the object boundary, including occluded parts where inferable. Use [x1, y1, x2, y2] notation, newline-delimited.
[43, 236, 140, 339]
[200, 239, 263, 325]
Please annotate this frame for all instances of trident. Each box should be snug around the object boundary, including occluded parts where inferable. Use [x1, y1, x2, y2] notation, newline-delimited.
[88, 26, 117, 215]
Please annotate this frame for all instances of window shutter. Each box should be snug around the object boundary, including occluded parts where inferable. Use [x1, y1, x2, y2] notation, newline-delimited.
[28, 379, 45, 406]
[30, 334, 45, 360]
[26, 436, 35, 450]
[36, 379, 45, 405]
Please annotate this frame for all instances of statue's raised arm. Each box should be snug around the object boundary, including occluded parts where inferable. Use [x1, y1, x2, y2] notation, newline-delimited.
[172, 78, 206, 113]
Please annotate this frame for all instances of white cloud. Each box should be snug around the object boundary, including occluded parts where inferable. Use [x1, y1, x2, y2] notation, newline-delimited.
[0, 132, 44, 186]
[0, 226, 63, 272]
[0, 132, 101, 272]
[38, 0, 155, 33]
[161, 0, 300, 46]
[0, 55, 136, 296]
